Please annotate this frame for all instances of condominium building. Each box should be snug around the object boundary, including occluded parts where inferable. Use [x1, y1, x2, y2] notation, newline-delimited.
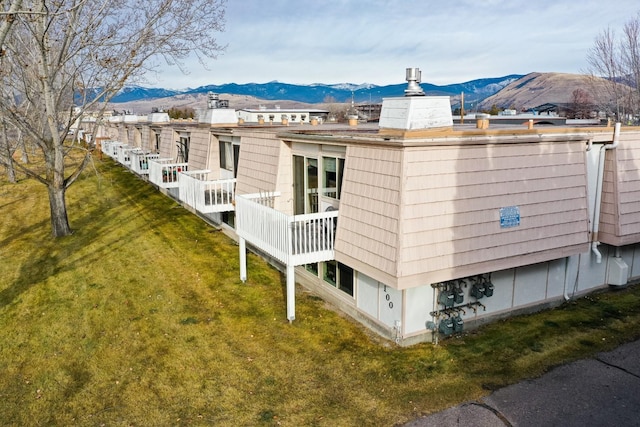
[99, 71, 640, 345]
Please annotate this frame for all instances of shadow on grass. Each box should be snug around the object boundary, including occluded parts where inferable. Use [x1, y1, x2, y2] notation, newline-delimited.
[0, 243, 49, 309]
[0, 161, 179, 309]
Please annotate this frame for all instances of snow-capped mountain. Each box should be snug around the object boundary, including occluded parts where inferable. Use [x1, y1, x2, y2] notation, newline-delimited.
[108, 75, 525, 104]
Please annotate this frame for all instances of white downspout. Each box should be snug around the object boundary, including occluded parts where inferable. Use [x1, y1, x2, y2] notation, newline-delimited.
[563, 256, 571, 300]
[592, 123, 621, 263]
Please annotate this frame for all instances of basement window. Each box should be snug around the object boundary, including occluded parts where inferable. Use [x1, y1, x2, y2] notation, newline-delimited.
[323, 261, 354, 296]
[305, 263, 318, 276]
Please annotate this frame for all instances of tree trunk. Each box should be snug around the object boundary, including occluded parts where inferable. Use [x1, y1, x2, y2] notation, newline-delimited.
[46, 145, 72, 237]
[19, 132, 29, 164]
[47, 183, 72, 237]
[3, 148, 16, 183]
[1, 121, 16, 183]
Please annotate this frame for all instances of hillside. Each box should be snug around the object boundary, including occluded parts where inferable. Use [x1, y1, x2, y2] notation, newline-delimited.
[108, 93, 318, 115]
[107, 73, 618, 116]
[478, 72, 613, 111]
[107, 75, 523, 114]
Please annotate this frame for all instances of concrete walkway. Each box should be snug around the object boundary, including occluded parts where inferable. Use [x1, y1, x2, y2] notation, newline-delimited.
[404, 339, 640, 427]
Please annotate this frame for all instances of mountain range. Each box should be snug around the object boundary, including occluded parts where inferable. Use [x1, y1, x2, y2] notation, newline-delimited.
[111, 75, 524, 105]
[109, 72, 620, 115]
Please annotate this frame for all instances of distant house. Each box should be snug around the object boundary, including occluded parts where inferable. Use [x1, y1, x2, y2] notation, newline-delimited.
[237, 106, 329, 124]
[354, 103, 382, 121]
[530, 102, 598, 119]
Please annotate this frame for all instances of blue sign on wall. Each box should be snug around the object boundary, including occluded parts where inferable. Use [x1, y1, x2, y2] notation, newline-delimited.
[500, 206, 520, 228]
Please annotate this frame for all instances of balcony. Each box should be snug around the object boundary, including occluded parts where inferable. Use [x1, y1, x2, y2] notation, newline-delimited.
[116, 145, 139, 167]
[236, 193, 338, 266]
[236, 192, 339, 321]
[178, 170, 236, 214]
[102, 140, 126, 159]
[148, 158, 189, 189]
[130, 151, 160, 176]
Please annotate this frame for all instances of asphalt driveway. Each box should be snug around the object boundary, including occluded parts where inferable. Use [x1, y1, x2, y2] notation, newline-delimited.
[404, 339, 640, 427]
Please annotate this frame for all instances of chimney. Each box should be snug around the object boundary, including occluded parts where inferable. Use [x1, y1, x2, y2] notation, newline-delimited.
[404, 68, 425, 96]
[378, 67, 453, 134]
[475, 113, 490, 129]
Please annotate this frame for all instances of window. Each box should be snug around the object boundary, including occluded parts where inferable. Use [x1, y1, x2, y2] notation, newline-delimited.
[219, 140, 232, 171]
[323, 261, 354, 296]
[293, 155, 319, 215]
[323, 157, 345, 199]
[222, 211, 235, 228]
[233, 144, 240, 177]
[307, 158, 318, 213]
[305, 263, 318, 276]
[177, 135, 189, 162]
[154, 132, 161, 152]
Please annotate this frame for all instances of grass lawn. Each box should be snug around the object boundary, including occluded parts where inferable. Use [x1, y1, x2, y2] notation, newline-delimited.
[1, 154, 640, 426]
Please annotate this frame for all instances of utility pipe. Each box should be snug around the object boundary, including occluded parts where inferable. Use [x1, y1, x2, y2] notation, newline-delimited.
[591, 123, 621, 263]
[563, 256, 571, 301]
[563, 254, 582, 301]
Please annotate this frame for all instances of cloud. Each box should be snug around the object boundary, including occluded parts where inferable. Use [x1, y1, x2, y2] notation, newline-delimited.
[149, 0, 640, 88]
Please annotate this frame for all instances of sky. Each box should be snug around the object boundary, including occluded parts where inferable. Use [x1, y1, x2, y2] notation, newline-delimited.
[147, 0, 640, 89]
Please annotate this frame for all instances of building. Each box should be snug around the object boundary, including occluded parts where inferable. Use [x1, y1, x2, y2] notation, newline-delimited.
[237, 106, 329, 125]
[99, 69, 640, 346]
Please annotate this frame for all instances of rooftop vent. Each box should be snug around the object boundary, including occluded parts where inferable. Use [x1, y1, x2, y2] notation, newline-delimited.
[378, 67, 452, 132]
[404, 67, 425, 96]
[207, 92, 220, 109]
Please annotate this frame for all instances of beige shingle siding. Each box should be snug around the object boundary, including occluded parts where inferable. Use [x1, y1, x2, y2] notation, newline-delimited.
[133, 127, 142, 147]
[159, 127, 175, 158]
[336, 140, 590, 290]
[140, 127, 151, 151]
[335, 146, 402, 280]
[125, 126, 135, 146]
[118, 126, 127, 143]
[187, 128, 210, 170]
[398, 140, 589, 286]
[235, 132, 283, 196]
[599, 130, 640, 245]
[274, 142, 294, 214]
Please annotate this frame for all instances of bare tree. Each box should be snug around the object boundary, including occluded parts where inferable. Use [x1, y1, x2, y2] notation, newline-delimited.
[0, 0, 226, 237]
[586, 28, 625, 118]
[570, 88, 592, 119]
[586, 13, 640, 122]
[0, 119, 16, 182]
[0, 0, 23, 49]
[622, 13, 640, 119]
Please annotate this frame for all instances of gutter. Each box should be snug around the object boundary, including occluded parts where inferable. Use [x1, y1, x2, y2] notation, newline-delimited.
[591, 123, 621, 263]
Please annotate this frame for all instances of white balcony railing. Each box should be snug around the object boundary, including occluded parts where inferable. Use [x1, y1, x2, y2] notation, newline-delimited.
[235, 193, 338, 266]
[130, 151, 160, 175]
[148, 158, 189, 189]
[100, 140, 112, 156]
[117, 145, 138, 167]
[178, 170, 236, 213]
[102, 141, 126, 159]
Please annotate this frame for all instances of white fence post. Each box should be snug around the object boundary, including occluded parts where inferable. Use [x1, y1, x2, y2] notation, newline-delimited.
[286, 263, 295, 322]
[240, 237, 247, 283]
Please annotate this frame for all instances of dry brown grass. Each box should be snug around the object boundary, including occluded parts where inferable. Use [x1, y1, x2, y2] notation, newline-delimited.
[1, 154, 640, 426]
